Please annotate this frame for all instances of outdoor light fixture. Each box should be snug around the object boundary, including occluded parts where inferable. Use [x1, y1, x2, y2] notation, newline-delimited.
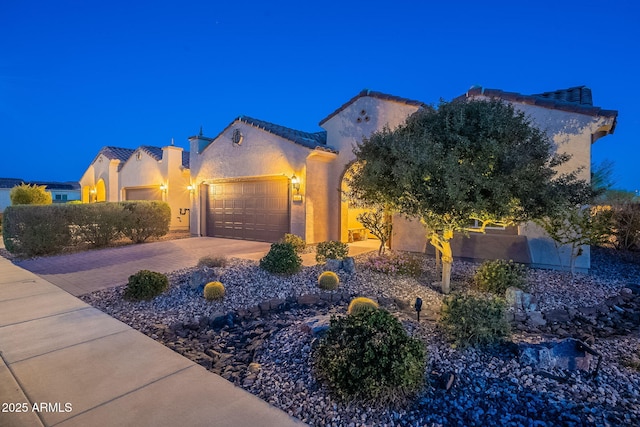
[187, 184, 195, 194]
[414, 297, 423, 322]
[291, 174, 302, 202]
[160, 183, 167, 192]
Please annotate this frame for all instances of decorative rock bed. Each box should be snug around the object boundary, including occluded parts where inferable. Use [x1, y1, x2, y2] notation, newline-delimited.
[80, 247, 640, 426]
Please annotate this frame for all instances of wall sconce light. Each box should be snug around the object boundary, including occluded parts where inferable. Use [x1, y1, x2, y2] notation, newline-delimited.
[89, 187, 96, 203]
[187, 184, 195, 194]
[160, 183, 167, 192]
[291, 174, 302, 202]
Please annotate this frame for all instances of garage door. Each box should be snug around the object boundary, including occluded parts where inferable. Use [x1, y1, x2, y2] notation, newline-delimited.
[124, 187, 162, 201]
[206, 178, 290, 242]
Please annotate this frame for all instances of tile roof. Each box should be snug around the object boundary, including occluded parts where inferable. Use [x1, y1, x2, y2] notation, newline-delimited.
[182, 150, 190, 169]
[0, 178, 25, 189]
[237, 116, 331, 151]
[139, 145, 163, 160]
[0, 178, 79, 190]
[458, 86, 618, 120]
[319, 89, 427, 126]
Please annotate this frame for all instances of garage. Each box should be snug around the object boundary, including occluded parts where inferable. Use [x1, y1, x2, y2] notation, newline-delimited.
[124, 187, 162, 201]
[206, 178, 290, 242]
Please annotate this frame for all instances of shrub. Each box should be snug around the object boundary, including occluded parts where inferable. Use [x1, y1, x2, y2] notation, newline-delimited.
[610, 202, 640, 251]
[362, 252, 422, 277]
[318, 271, 340, 291]
[197, 255, 228, 268]
[70, 203, 124, 247]
[259, 242, 302, 274]
[203, 281, 225, 300]
[439, 293, 510, 348]
[314, 309, 426, 407]
[473, 259, 527, 295]
[123, 270, 169, 300]
[280, 233, 306, 253]
[347, 297, 379, 316]
[9, 183, 52, 205]
[120, 201, 171, 243]
[316, 240, 349, 263]
[2, 205, 73, 256]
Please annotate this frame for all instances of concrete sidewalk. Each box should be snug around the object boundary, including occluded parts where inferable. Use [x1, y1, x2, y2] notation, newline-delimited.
[0, 256, 305, 427]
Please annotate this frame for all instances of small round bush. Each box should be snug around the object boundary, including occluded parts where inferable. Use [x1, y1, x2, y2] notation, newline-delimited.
[314, 309, 426, 407]
[474, 259, 527, 295]
[439, 293, 510, 348]
[124, 270, 169, 301]
[280, 233, 306, 253]
[197, 255, 228, 268]
[318, 271, 340, 291]
[259, 242, 302, 274]
[203, 281, 225, 300]
[315, 240, 349, 263]
[347, 297, 379, 315]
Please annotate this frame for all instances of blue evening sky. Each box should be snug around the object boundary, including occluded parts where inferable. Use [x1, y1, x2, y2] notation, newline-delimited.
[1, 0, 638, 191]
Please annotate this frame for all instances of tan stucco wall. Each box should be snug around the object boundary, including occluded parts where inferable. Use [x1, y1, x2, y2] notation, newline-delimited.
[78, 154, 120, 202]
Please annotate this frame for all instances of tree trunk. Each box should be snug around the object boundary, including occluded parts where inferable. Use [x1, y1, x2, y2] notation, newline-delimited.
[440, 239, 453, 294]
[435, 248, 441, 278]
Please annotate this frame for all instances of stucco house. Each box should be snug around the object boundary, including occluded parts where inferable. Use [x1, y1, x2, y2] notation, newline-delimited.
[188, 86, 617, 271]
[0, 178, 81, 210]
[79, 144, 191, 230]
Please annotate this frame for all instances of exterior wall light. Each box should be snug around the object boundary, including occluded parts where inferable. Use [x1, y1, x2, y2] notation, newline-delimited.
[160, 183, 167, 193]
[187, 184, 195, 194]
[291, 174, 302, 202]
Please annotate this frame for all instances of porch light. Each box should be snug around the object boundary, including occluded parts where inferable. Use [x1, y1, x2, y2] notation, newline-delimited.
[291, 175, 300, 193]
[187, 184, 195, 194]
[160, 183, 167, 192]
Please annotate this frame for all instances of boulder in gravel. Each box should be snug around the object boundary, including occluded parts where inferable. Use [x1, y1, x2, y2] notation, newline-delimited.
[301, 314, 332, 337]
[545, 308, 571, 323]
[526, 311, 547, 327]
[342, 257, 356, 274]
[520, 338, 595, 372]
[324, 259, 343, 272]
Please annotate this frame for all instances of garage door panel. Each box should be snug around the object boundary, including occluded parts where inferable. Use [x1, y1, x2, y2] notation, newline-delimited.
[206, 178, 290, 242]
[124, 187, 162, 201]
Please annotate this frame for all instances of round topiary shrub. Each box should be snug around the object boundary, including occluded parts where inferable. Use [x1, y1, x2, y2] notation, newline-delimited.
[259, 242, 302, 275]
[318, 271, 340, 291]
[439, 293, 510, 348]
[203, 281, 225, 300]
[315, 240, 349, 263]
[124, 270, 169, 301]
[314, 309, 426, 407]
[347, 297, 379, 315]
[474, 259, 527, 295]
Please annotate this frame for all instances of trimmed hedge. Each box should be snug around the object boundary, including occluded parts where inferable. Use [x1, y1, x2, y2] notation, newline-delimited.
[2, 201, 171, 256]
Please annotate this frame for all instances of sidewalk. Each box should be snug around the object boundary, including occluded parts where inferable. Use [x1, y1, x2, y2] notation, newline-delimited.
[0, 255, 305, 427]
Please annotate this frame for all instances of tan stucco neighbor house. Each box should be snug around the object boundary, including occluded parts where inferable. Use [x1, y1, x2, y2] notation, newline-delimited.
[79, 144, 191, 230]
[188, 86, 617, 271]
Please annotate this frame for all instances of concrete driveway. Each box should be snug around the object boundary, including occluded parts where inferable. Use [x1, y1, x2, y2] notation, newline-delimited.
[15, 237, 272, 296]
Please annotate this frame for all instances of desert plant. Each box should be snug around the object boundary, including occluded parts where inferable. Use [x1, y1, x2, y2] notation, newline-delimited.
[259, 242, 302, 274]
[123, 270, 169, 300]
[314, 309, 426, 407]
[1, 205, 73, 256]
[280, 233, 306, 253]
[473, 259, 527, 295]
[362, 252, 422, 277]
[316, 240, 349, 263]
[197, 255, 228, 268]
[120, 201, 171, 243]
[70, 203, 124, 247]
[318, 271, 340, 291]
[347, 297, 379, 315]
[9, 183, 52, 205]
[356, 207, 392, 255]
[203, 281, 225, 300]
[610, 202, 640, 251]
[439, 293, 510, 348]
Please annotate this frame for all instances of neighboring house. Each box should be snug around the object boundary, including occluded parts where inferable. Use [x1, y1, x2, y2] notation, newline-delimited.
[188, 86, 617, 271]
[0, 178, 80, 210]
[79, 144, 191, 230]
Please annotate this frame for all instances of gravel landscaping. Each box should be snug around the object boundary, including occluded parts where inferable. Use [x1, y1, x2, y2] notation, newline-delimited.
[80, 247, 640, 427]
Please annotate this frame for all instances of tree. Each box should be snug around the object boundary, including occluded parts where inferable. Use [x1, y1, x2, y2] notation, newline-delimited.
[10, 183, 52, 205]
[536, 205, 613, 275]
[356, 206, 392, 255]
[346, 99, 589, 293]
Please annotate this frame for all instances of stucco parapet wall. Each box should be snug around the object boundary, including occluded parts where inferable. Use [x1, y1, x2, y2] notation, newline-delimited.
[459, 87, 618, 122]
[319, 89, 427, 126]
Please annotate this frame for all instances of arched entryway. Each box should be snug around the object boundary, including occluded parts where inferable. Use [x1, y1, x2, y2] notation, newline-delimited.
[96, 179, 106, 202]
[81, 186, 91, 203]
[339, 163, 380, 243]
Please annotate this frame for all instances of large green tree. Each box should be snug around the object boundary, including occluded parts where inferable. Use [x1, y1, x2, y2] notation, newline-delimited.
[346, 99, 589, 293]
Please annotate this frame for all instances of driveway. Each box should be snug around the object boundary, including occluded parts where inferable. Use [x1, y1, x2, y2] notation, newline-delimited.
[15, 237, 272, 296]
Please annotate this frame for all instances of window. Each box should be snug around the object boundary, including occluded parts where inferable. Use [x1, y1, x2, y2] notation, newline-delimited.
[54, 194, 68, 201]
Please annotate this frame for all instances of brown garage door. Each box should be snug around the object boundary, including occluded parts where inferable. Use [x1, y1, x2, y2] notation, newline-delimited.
[206, 178, 290, 242]
[124, 187, 162, 201]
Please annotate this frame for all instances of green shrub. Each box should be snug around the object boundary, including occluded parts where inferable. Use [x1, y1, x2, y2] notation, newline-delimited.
[120, 201, 171, 243]
[124, 270, 169, 300]
[318, 271, 340, 291]
[197, 255, 228, 268]
[473, 259, 527, 295]
[259, 242, 302, 274]
[362, 252, 422, 276]
[280, 233, 306, 253]
[203, 281, 225, 300]
[70, 203, 124, 247]
[316, 240, 349, 263]
[610, 202, 640, 251]
[314, 309, 426, 407]
[347, 297, 379, 315]
[1, 205, 73, 256]
[439, 293, 510, 348]
[9, 183, 52, 205]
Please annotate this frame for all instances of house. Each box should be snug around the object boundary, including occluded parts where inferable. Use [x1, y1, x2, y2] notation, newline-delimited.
[0, 178, 81, 210]
[188, 86, 617, 271]
[79, 144, 191, 230]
